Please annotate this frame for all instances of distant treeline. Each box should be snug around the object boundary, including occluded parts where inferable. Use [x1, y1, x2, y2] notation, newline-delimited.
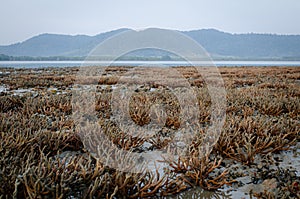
[0, 54, 84, 61]
[1, 53, 300, 62]
[0, 54, 178, 61]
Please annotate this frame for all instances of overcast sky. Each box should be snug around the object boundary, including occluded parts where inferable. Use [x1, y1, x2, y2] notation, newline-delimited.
[0, 0, 299, 45]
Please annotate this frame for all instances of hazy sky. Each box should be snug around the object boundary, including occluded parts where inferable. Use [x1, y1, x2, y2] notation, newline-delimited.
[1, 0, 299, 45]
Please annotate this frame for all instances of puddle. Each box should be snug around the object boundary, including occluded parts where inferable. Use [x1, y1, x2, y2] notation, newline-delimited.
[275, 145, 300, 176]
[0, 71, 10, 76]
[150, 87, 156, 92]
[48, 87, 58, 93]
[111, 85, 118, 90]
[0, 85, 8, 93]
[12, 88, 34, 96]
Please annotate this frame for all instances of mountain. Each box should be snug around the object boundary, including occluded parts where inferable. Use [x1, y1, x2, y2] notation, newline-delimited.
[1, 28, 300, 60]
[0, 28, 129, 57]
[184, 29, 300, 59]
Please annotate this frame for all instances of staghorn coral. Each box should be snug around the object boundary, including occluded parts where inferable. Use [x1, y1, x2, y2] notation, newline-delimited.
[0, 66, 299, 198]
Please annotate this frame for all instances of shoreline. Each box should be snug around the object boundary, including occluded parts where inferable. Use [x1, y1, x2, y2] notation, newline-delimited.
[1, 60, 300, 69]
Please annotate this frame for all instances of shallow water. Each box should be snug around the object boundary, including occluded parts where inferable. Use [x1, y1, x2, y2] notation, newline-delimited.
[0, 85, 7, 93]
[0, 60, 300, 68]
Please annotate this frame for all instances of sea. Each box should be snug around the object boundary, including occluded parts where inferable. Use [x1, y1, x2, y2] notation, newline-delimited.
[0, 61, 300, 68]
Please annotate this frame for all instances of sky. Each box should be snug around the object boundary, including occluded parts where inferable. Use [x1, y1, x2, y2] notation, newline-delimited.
[0, 0, 299, 45]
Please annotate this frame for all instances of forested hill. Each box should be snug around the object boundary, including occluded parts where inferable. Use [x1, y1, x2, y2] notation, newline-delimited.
[184, 29, 300, 59]
[0, 28, 300, 60]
